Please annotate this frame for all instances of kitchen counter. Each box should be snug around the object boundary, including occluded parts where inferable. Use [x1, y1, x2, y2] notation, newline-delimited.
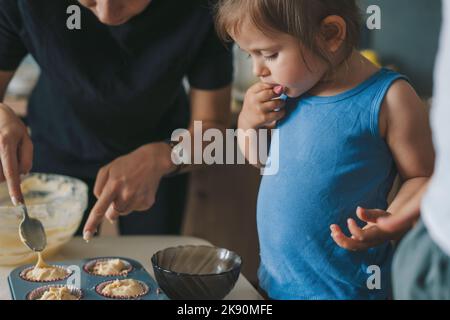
[0, 236, 263, 300]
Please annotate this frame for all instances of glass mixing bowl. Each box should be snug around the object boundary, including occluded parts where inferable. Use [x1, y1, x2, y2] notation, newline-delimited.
[0, 173, 88, 266]
[151, 245, 242, 300]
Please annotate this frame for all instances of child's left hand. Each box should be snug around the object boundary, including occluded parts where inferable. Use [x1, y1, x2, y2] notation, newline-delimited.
[330, 207, 398, 251]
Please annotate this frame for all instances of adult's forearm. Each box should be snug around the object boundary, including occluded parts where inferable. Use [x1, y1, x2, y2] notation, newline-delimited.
[166, 86, 233, 174]
[181, 120, 230, 173]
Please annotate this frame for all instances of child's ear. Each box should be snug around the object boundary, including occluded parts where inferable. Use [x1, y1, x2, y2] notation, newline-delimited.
[319, 15, 347, 53]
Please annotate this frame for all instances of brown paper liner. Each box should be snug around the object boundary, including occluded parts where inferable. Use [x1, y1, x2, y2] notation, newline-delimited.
[19, 265, 72, 283]
[27, 285, 83, 300]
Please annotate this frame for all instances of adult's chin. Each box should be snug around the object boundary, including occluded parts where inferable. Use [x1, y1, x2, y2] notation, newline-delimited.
[98, 16, 130, 26]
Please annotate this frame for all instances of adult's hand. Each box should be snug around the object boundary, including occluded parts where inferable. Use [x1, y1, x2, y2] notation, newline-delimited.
[83, 142, 176, 241]
[0, 103, 33, 205]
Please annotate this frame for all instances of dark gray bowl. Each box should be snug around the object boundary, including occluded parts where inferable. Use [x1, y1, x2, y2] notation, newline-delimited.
[151, 245, 242, 300]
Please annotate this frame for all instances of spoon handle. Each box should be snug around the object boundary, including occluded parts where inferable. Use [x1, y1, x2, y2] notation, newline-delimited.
[17, 202, 30, 220]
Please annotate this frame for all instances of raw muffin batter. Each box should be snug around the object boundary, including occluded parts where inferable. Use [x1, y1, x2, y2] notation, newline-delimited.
[101, 279, 145, 298]
[0, 174, 85, 266]
[23, 253, 69, 281]
[92, 259, 128, 276]
[38, 287, 79, 300]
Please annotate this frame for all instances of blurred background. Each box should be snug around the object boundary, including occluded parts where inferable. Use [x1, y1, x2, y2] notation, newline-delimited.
[3, 0, 442, 287]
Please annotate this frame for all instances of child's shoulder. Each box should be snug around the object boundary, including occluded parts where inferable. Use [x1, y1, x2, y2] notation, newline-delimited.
[379, 78, 427, 139]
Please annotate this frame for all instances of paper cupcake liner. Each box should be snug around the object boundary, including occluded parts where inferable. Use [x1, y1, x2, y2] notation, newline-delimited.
[95, 279, 149, 300]
[27, 285, 83, 300]
[83, 258, 133, 277]
[19, 266, 72, 283]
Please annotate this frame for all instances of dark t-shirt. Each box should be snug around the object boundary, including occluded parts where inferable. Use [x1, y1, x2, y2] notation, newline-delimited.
[0, 0, 233, 179]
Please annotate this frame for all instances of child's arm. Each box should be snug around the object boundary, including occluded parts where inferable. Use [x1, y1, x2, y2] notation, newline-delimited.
[382, 80, 434, 213]
[378, 181, 429, 233]
[331, 80, 435, 251]
[237, 83, 286, 167]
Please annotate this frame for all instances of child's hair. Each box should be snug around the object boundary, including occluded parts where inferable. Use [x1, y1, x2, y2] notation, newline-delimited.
[215, 0, 362, 65]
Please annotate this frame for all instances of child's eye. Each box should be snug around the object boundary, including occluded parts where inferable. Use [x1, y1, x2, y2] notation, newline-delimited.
[263, 53, 278, 61]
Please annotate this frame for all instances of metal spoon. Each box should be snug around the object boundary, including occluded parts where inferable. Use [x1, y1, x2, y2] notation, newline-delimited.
[18, 202, 47, 252]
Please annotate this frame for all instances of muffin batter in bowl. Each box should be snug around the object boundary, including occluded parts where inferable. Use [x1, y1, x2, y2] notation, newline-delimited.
[0, 174, 88, 266]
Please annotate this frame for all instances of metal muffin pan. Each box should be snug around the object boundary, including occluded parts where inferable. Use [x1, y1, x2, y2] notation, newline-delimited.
[8, 257, 168, 300]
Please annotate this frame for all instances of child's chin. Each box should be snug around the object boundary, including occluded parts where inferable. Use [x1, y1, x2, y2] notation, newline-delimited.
[285, 89, 303, 99]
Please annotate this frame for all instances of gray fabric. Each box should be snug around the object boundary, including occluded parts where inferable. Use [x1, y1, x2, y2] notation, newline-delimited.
[392, 219, 450, 300]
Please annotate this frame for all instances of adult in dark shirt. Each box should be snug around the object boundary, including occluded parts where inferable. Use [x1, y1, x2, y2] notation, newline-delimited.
[0, 0, 233, 240]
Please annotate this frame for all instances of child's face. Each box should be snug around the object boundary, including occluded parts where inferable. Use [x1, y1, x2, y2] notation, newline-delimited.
[232, 19, 328, 98]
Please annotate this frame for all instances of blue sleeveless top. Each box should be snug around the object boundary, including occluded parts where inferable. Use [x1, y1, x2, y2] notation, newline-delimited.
[257, 68, 407, 300]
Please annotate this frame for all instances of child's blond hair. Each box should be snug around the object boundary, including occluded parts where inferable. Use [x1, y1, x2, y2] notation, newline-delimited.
[215, 0, 362, 66]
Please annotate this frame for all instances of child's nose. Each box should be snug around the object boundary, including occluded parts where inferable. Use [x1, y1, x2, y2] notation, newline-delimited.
[253, 62, 270, 78]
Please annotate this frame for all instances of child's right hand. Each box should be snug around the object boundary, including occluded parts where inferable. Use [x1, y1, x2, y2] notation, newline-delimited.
[238, 82, 287, 130]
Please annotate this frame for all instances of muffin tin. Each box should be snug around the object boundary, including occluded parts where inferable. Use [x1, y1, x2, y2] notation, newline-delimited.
[8, 257, 168, 300]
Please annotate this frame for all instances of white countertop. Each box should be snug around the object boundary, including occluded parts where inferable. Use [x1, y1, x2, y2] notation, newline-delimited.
[0, 236, 262, 300]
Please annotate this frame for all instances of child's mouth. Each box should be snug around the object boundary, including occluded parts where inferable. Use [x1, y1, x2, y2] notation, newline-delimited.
[273, 85, 285, 95]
